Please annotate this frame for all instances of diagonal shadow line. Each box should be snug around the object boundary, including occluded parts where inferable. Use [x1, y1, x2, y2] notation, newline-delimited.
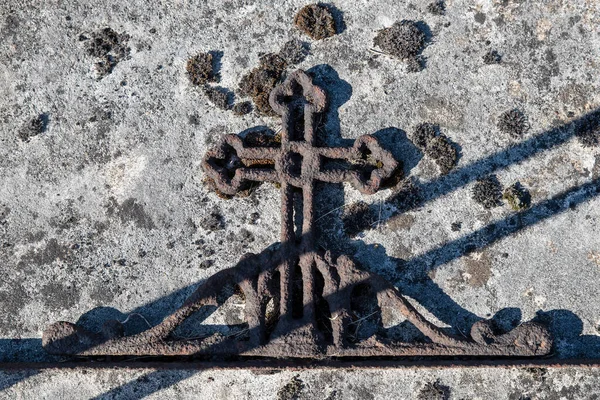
[394, 177, 600, 330]
[404, 177, 600, 275]
[393, 109, 599, 210]
[0, 369, 39, 393]
[90, 370, 198, 400]
[88, 176, 600, 399]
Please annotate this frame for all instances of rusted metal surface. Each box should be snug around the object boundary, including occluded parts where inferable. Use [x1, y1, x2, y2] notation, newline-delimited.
[42, 70, 552, 359]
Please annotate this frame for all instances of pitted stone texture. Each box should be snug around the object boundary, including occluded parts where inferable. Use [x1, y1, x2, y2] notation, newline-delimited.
[1, 0, 600, 371]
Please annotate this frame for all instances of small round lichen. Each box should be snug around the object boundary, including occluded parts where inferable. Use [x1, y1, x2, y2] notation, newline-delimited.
[232, 101, 252, 116]
[412, 123, 437, 149]
[186, 52, 216, 86]
[373, 20, 426, 60]
[472, 176, 503, 209]
[427, 1, 446, 15]
[202, 85, 231, 110]
[575, 112, 600, 148]
[497, 108, 529, 138]
[503, 182, 531, 211]
[424, 135, 457, 174]
[411, 123, 458, 174]
[294, 4, 337, 40]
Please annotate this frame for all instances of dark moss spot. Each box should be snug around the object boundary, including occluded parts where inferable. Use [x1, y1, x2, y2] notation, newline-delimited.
[188, 114, 200, 125]
[248, 212, 260, 224]
[18, 238, 71, 267]
[368, 57, 381, 69]
[483, 49, 502, 64]
[243, 128, 281, 148]
[186, 52, 216, 86]
[406, 56, 424, 72]
[83, 27, 130, 79]
[277, 375, 304, 400]
[85, 27, 129, 58]
[202, 85, 231, 110]
[424, 135, 458, 174]
[18, 113, 49, 142]
[201, 210, 225, 231]
[525, 367, 548, 383]
[200, 259, 214, 269]
[239, 228, 254, 243]
[24, 231, 45, 243]
[93, 55, 117, 77]
[349, 284, 381, 341]
[232, 101, 252, 116]
[497, 108, 529, 138]
[374, 20, 427, 61]
[427, 0, 445, 15]
[474, 12, 486, 24]
[204, 177, 257, 200]
[236, 40, 310, 116]
[411, 123, 458, 174]
[412, 122, 437, 149]
[575, 111, 600, 148]
[472, 175, 503, 209]
[417, 381, 450, 400]
[503, 182, 531, 211]
[294, 4, 337, 40]
[238, 53, 287, 116]
[451, 221, 461, 231]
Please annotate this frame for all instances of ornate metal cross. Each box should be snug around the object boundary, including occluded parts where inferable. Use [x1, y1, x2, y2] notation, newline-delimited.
[43, 70, 551, 358]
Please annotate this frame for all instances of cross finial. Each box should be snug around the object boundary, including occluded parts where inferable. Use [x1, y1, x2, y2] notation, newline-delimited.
[203, 69, 400, 248]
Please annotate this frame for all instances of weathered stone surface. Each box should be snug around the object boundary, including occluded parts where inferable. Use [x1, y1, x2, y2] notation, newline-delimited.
[1, 0, 600, 396]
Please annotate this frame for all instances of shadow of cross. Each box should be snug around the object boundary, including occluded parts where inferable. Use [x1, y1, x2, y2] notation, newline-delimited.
[42, 70, 552, 359]
[204, 70, 399, 341]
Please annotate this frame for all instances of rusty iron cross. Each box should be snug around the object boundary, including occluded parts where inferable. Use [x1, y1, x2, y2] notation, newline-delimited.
[43, 70, 552, 359]
[203, 70, 398, 331]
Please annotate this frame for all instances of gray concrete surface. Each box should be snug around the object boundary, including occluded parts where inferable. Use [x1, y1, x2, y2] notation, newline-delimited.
[1, 0, 600, 397]
[3, 366, 600, 399]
